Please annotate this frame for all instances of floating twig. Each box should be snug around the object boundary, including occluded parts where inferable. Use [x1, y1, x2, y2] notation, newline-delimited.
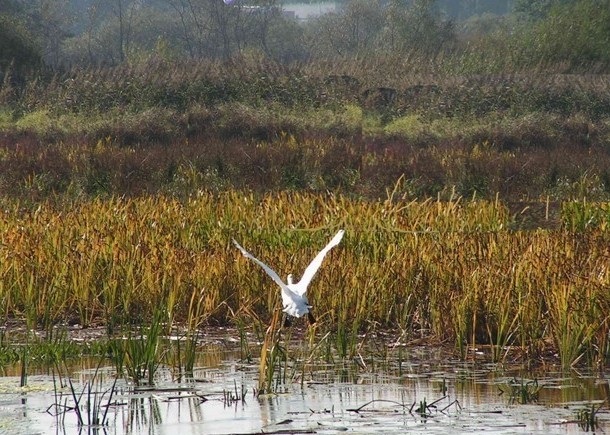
[347, 399, 408, 413]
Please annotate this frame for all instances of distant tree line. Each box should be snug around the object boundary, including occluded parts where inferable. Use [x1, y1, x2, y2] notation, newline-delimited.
[1, 0, 610, 80]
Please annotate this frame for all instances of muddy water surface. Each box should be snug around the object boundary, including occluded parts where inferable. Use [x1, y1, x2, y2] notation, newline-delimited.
[0, 333, 608, 435]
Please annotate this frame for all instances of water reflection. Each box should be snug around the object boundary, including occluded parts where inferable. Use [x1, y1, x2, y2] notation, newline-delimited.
[0, 344, 609, 434]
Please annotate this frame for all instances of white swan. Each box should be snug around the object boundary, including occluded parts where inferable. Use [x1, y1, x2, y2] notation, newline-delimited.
[233, 230, 345, 324]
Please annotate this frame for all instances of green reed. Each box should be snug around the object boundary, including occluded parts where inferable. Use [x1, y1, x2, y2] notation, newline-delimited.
[183, 291, 207, 375]
[110, 308, 166, 386]
[335, 318, 359, 360]
[499, 378, 540, 405]
[562, 201, 610, 231]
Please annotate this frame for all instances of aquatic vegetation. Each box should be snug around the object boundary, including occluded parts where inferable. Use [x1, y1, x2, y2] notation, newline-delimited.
[498, 378, 541, 404]
[110, 308, 166, 386]
[60, 365, 117, 429]
[346, 395, 460, 421]
[19, 345, 27, 387]
[0, 341, 602, 434]
[414, 398, 430, 418]
[576, 404, 601, 432]
[334, 314, 360, 360]
[257, 309, 282, 394]
[170, 290, 209, 378]
[0, 192, 609, 367]
[486, 283, 520, 364]
[562, 201, 610, 231]
[236, 319, 254, 364]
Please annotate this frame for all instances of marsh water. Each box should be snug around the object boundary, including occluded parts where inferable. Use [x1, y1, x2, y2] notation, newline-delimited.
[1, 328, 609, 435]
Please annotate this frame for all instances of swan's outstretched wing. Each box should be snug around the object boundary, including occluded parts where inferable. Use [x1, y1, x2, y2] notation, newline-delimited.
[233, 239, 293, 294]
[294, 230, 344, 295]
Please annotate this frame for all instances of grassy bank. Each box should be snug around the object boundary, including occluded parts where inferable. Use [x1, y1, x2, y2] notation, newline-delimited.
[1, 192, 609, 367]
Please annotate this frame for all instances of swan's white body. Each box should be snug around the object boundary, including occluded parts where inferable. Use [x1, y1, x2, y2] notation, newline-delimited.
[233, 230, 344, 321]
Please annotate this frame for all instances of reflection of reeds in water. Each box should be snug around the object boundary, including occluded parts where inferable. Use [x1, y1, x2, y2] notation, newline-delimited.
[0, 193, 609, 367]
[577, 404, 601, 432]
[498, 378, 540, 404]
[49, 363, 117, 429]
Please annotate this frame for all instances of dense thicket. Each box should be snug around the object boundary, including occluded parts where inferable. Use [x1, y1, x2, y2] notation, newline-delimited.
[1, 0, 609, 72]
[1, 1, 610, 203]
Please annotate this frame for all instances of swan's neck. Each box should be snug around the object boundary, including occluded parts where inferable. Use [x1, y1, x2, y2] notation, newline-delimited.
[287, 274, 294, 285]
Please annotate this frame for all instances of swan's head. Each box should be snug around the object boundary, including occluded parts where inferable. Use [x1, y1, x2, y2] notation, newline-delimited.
[287, 274, 294, 285]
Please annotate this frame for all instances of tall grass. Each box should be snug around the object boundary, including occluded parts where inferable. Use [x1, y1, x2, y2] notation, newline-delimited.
[0, 192, 609, 365]
[257, 308, 286, 394]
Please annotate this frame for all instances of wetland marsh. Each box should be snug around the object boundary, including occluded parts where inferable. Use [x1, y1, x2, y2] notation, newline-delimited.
[1, 329, 609, 435]
[1, 193, 609, 366]
[0, 193, 609, 433]
[2, 10, 610, 431]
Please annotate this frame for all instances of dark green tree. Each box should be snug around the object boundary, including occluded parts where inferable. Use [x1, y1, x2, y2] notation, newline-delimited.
[531, 0, 610, 65]
[0, 12, 41, 81]
[513, 0, 575, 20]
